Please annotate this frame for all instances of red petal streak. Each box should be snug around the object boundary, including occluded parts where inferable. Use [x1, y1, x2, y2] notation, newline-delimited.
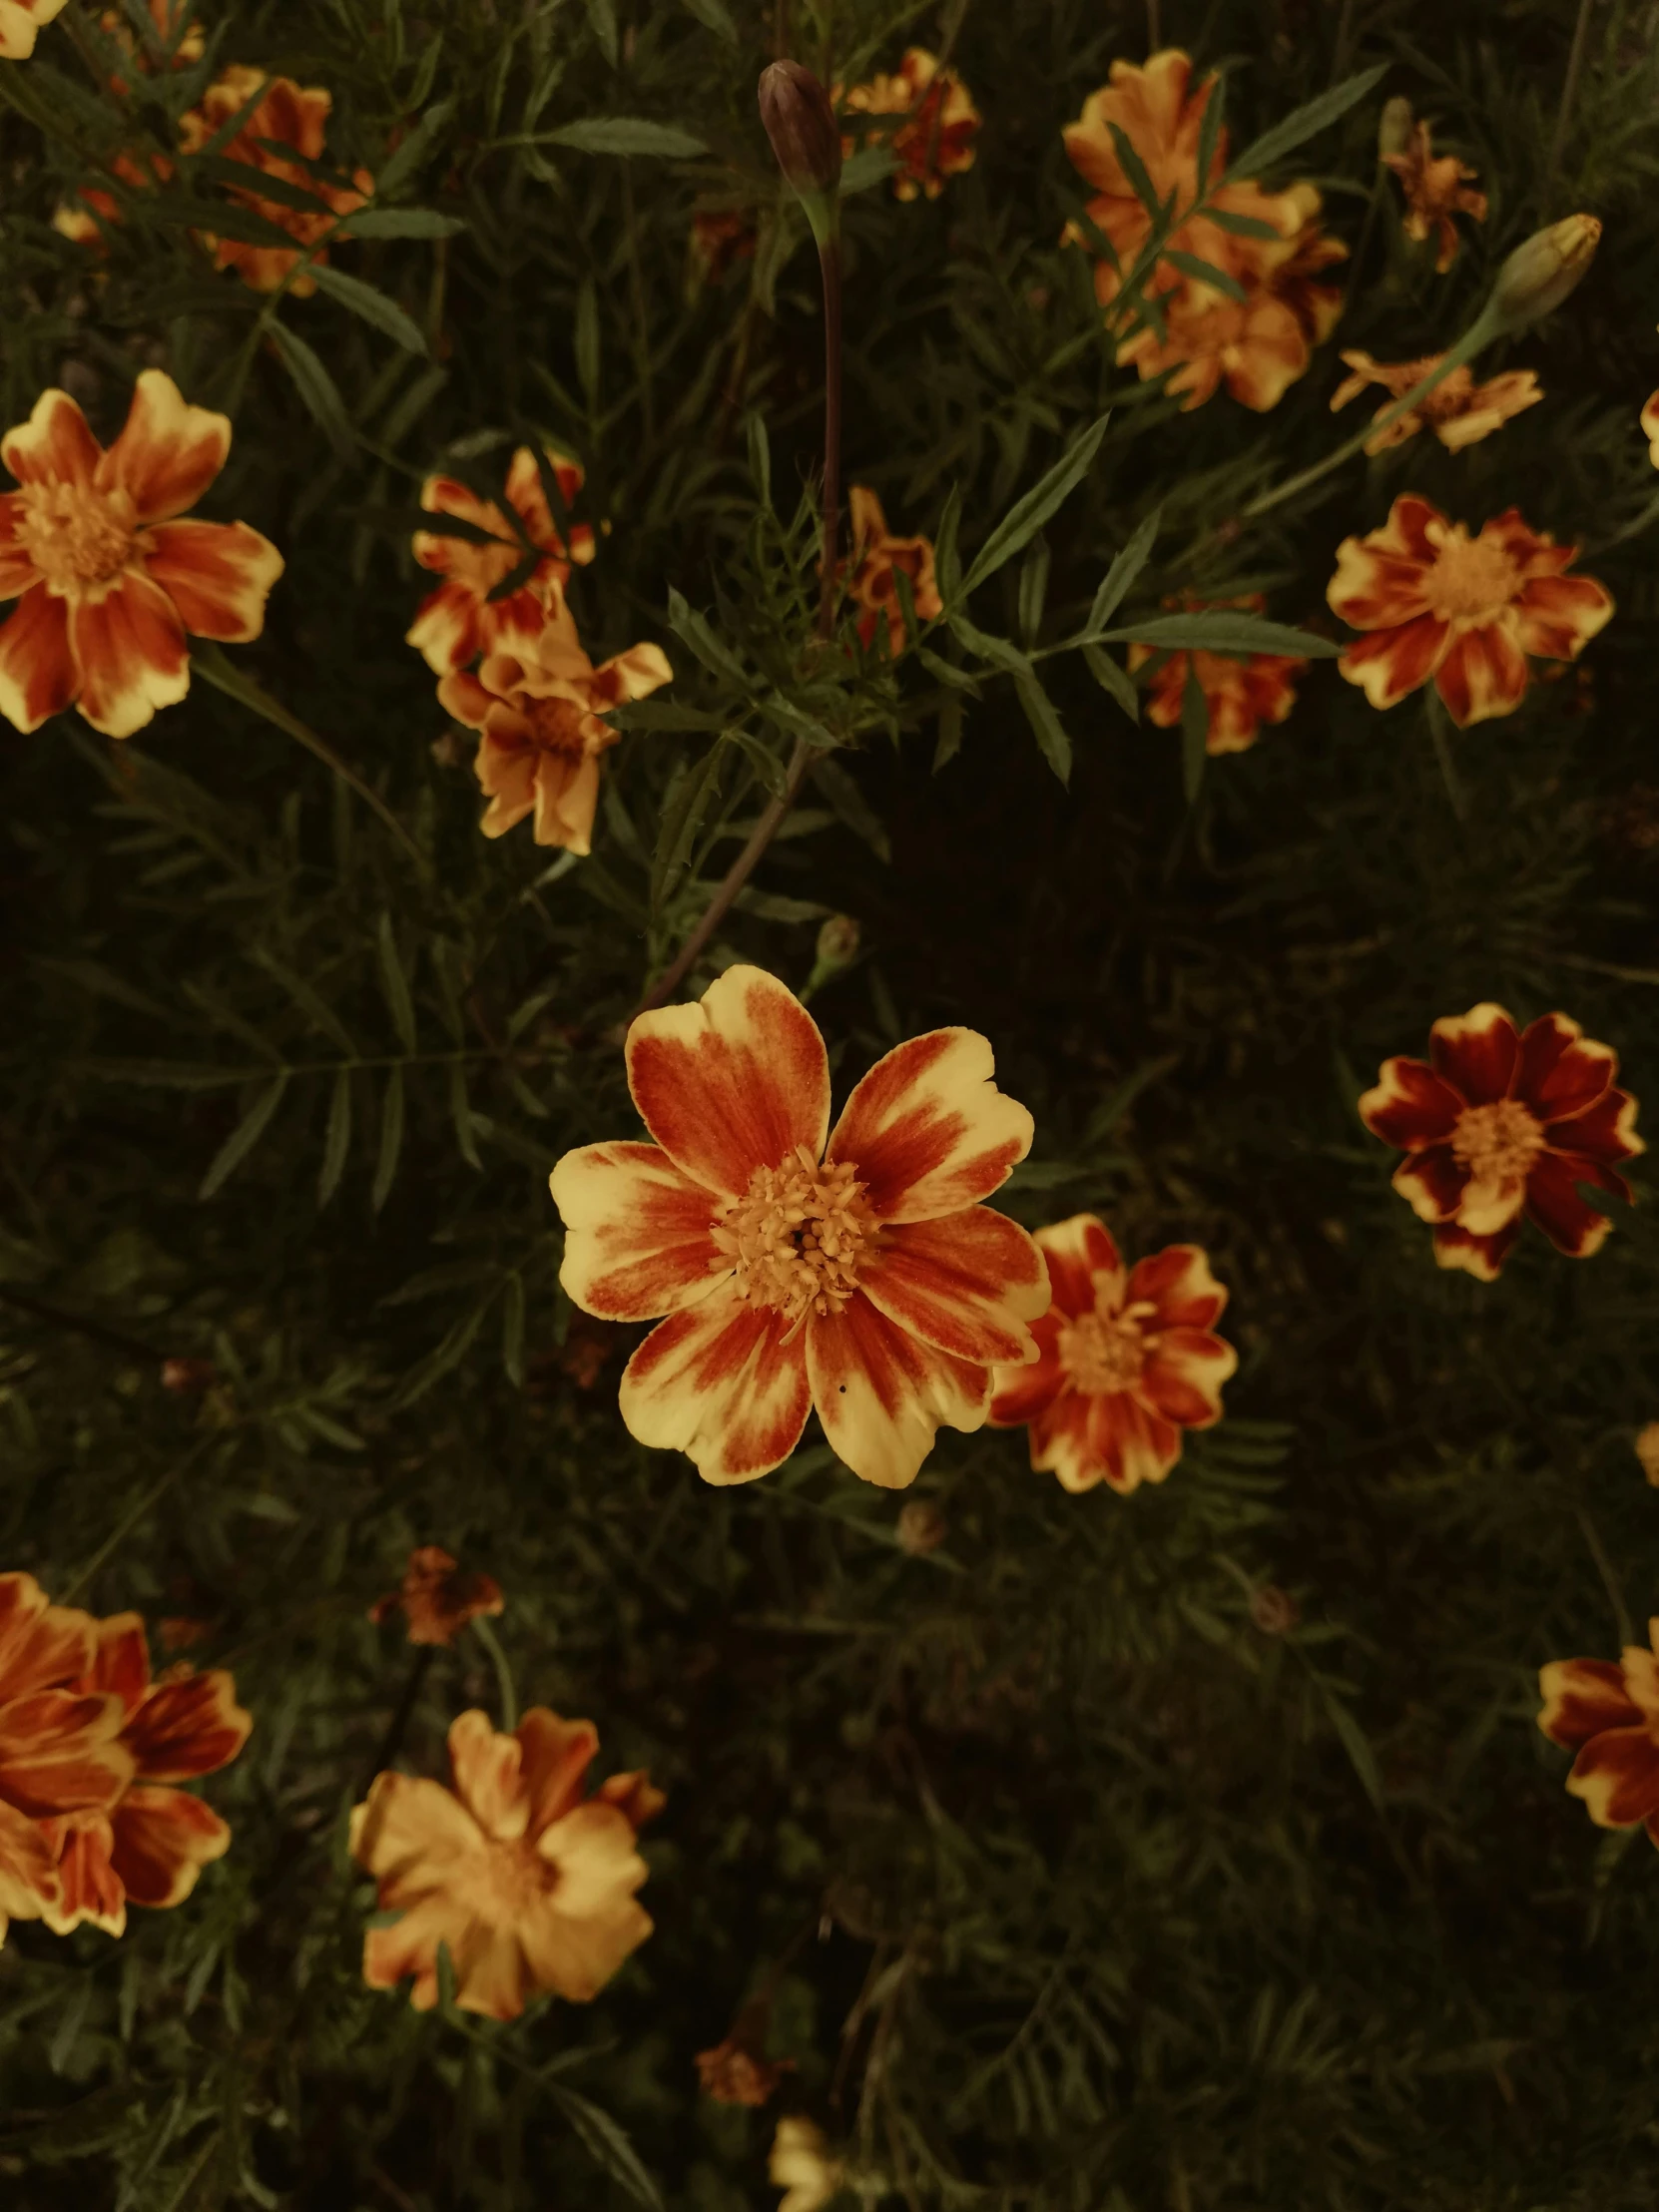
[514, 1708, 602, 1836]
[406, 577, 485, 673]
[827, 1027, 1033, 1222]
[1124, 1244, 1229, 1332]
[1431, 1220, 1517, 1280]
[1, 388, 101, 489]
[987, 1313, 1065, 1427]
[1429, 1003, 1519, 1105]
[1432, 620, 1529, 728]
[1359, 1055, 1463, 1147]
[0, 1799, 58, 1928]
[1544, 1086, 1643, 1168]
[0, 493, 40, 600]
[858, 1207, 1048, 1367]
[1523, 1151, 1620, 1258]
[807, 1292, 990, 1489]
[0, 585, 77, 734]
[1336, 615, 1449, 710]
[1513, 1012, 1610, 1122]
[141, 519, 283, 641]
[109, 1784, 230, 1908]
[1510, 571, 1613, 661]
[618, 1286, 812, 1484]
[550, 1141, 725, 1322]
[41, 1812, 125, 1935]
[1032, 1214, 1123, 1318]
[1538, 1657, 1637, 1749]
[99, 370, 230, 523]
[0, 1573, 95, 1695]
[0, 1689, 134, 1814]
[84, 1613, 150, 1717]
[69, 570, 190, 738]
[1391, 1143, 1470, 1224]
[1566, 1728, 1659, 1828]
[123, 1669, 251, 1782]
[1138, 1328, 1236, 1426]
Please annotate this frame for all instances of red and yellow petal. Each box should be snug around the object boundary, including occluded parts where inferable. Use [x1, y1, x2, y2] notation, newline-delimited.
[0, 1688, 134, 1815]
[1523, 1150, 1622, 1259]
[98, 370, 231, 524]
[826, 1027, 1033, 1223]
[1512, 1011, 1613, 1124]
[39, 1810, 125, 1936]
[0, 1798, 59, 1929]
[1428, 1002, 1519, 1105]
[806, 1291, 990, 1489]
[1431, 1220, 1518, 1281]
[1, 387, 101, 490]
[986, 1312, 1066, 1428]
[1032, 1213, 1123, 1319]
[140, 518, 283, 642]
[1124, 1243, 1229, 1332]
[1538, 1656, 1639, 1749]
[68, 569, 190, 737]
[407, 577, 487, 673]
[122, 1668, 251, 1783]
[1565, 1726, 1659, 1828]
[1545, 1087, 1643, 1169]
[1326, 495, 1441, 625]
[513, 1707, 602, 1836]
[1031, 1385, 1181, 1494]
[83, 1611, 150, 1715]
[1138, 1327, 1236, 1427]
[108, 1784, 230, 1908]
[1337, 614, 1450, 710]
[0, 492, 41, 600]
[618, 1285, 813, 1484]
[1391, 1142, 1470, 1225]
[0, 584, 77, 734]
[550, 1140, 726, 1323]
[1510, 571, 1613, 662]
[1359, 1055, 1463, 1150]
[1433, 619, 1529, 728]
[0, 1573, 96, 1695]
[858, 1206, 1048, 1368]
[626, 964, 830, 1198]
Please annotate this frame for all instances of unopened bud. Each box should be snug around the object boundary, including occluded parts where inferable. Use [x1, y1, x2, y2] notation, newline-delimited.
[1377, 95, 1413, 160]
[1637, 1420, 1659, 1487]
[758, 60, 840, 245]
[161, 1356, 216, 1393]
[815, 913, 860, 970]
[1489, 213, 1600, 331]
[896, 1499, 947, 1556]
[1249, 1584, 1299, 1636]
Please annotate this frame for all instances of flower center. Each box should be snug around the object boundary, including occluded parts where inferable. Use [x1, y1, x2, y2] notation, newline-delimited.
[712, 1146, 872, 1327]
[16, 481, 138, 593]
[1450, 1097, 1544, 1183]
[463, 1836, 559, 1926]
[522, 695, 594, 757]
[1057, 1299, 1155, 1395]
[1422, 528, 1520, 623]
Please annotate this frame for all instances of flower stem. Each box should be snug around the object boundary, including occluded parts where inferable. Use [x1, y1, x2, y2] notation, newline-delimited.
[471, 1614, 518, 1732]
[358, 1645, 435, 1799]
[1548, 0, 1598, 180]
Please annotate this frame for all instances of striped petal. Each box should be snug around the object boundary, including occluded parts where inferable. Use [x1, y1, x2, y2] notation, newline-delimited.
[68, 569, 190, 738]
[0, 1688, 134, 1815]
[1337, 614, 1450, 710]
[1, 387, 100, 489]
[122, 1668, 252, 1782]
[1359, 1055, 1463, 1148]
[1515, 1013, 1621, 1127]
[1428, 1003, 1519, 1105]
[0, 1572, 95, 1694]
[0, 584, 77, 734]
[806, 1291, 990, 1489]
[618, 1284, 812, 1484]
[1523, 1151, 1621, 1259]
[1433, 619, 1529, 728]
[1546, 1087, 1643, 1169]
[1138, 1328, 1236, 1426]
[1538, 1657, 1638, 1750]
[1431, 1220, 1517, 1281]
[0, 1798, 58, 1927]
[827, 1028, 1033, 1223]
[1032, 1213, 1123, 1319]
[140, 519, 283, 642]
[514, 1707, 603, 1836]
[109, 1784, 229, 1909]
[98, 370, 230, 523]
[1565, 1727, 1659, 1828]
[40, 1810, 124, 1936]
[858, 1206, 1048, 1368]
[1510, 571, 1613, 662]
[551, 1140, 726, 1322]
[1125, 1244, 1229, 1332]
[1392, 1142, 1470, 1224]
[987, 1312, 1065, 1428]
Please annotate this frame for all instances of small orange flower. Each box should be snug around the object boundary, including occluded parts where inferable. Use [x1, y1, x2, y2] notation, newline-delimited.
[369, 1546, 505, 1649]
[1641, 389, 1659, 468]
[1331, 351, 1542, 453]
[97, 0, 202, 73]
[549, 964, 1048, 1490]
[1539, 1622, 1659, 1846]
[179, 66, 374, 295]
[690, 206, 757, 281]
[438, 585, 672, 855]
[54, 149, 173, 251]
[838, 48, 980, 202]
[696, 2011, 793, 2105]
[349, 1707, 657, 2020]
[0, 0, 64, 60]
[843, 486, 943, 654]
[988, 1215, 1235, 1494]
[1360, 1003, 1643, 1280]
[42, 1613, 251, 1937]
[0, 371, 284, 738]
[1128, 594, 1306, 755]
[407, 446, 596, 675]
[770, 2117, 843, 2212]
[1382, 117, 1486, 273]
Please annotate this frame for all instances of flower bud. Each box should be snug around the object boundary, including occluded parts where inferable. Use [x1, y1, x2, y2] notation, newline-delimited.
[1249, 1584, 1299, 1636]
[161, 1356, 216, 1393]
[758, 59, 840, 245]
[1377, 95, 1413, 160]
[1488, 213, 1600, 331]
[896, 1499, 947, 1556]
[815, 913, 860, 970]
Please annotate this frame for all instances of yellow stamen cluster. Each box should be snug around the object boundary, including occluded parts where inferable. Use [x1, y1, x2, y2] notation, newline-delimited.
[1422, 529, 1519, 623]
[1451, 1098, 1544, 1183]
[17, 481, 138, 592]
[713, 1145, 871, 1328]
[1058, 1296, 1157, 1395]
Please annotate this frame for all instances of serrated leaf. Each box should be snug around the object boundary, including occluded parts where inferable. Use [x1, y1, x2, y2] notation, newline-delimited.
[946, 608, 1032, 676]
[1083, 642, 1139, 722]
[344, 206, 466, 239]
[1105, 120, 1165, 219]
[318, 1069, 352, 1208]
[961, 416, 1109, 596]
[1015, 669, 1072, 786]
[1163, 249, 1247, 301]
[543, 118, 706, 158]
[376, 913, 417, 1051]
[679, 0, 737, 37]
[307, 264, 428, 352]
[254, 950, 356, 1054]
[269, 322, 356, 460]
[200, 1073, 288, 1200]
[665, 588, 748, 687]
[375, 95, 458, 200]
[812, 757, 889, 861]
[584, 0, 619, 64]
[371, 1066, 404, 1214]
[1101, 611, 1335, 658]
[1086, 508, 1162, 634]
[552, 2088, 664, 2212]
[651, 742, 726, 912]
[1226, 63, 1388, 181]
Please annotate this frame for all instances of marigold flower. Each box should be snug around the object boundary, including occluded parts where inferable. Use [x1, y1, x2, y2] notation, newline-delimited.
[690, 206, 757, 282]
[1382, 115, 1485, 273]
[1539, 1621, 1659, 1847]
[1642, 389, 1659, 468]
[369, 1546, 504, 1648]
[99, 0, 202, 66]
[0, 371, 284, 738]
[179, 66, 373, 295]
[1328, 495, 1612, 727]
[843, 486, 943, 654]
[42, 1613, 251, 1937]
[696, 2005, 794, 2104]
[1331, 351, 1542, 453]
[407, 446, 596, 675]
[54, 148, 175, 250]
[1127, 593, 1306, 754]
[0, 0, 64, 60]
[839, 48, 980, 202]
[770, 2117, 843, 2212]
[349, 1707, 656, 2020]
[549, 964, 1048, 1490]
[988, 1214, 1235, 1494]
[1359, 1002, 1643, 1280]
[438, 585, 671, 855]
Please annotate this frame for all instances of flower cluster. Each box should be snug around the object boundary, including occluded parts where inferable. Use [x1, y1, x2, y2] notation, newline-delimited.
[838, 47, 981, 202]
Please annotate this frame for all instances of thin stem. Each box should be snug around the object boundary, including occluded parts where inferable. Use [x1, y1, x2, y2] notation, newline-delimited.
[59, 1434, 220, 1606]
[1330, 0, 1360, 85]
[0, 1283, 167, 1364]
[358, 1645, 435, 1799]
[1424, 693, 1467, 821]
[1146, 0, 1161, 50]
[1549, 0, 1599, 179]
[470, 1615, 518, 1731]
[1576, 1504, 1633, 1646]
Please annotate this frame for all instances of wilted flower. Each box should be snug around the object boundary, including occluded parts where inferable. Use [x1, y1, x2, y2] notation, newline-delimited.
[179, 67, 374, 294]
[1489, 214, 1600, 331]
[1359, 1003, 1643, 1280]
[839, 48, 980, 202]
[369, 1546, 504, 1648]
[988, 1215, 1236, 1494]
[0, 371, 284, 737]
[770, 2117, 843, 2212]
[549, 963, 1047, 1490]
[1328, 495, 1612, 727]
[1635, 1422, 1659, 1486]
[350, 1707, 657, 2020]
[0, 0, 64, 61]
[1128, 594, 1307, 754]
[1538, 1622, 1659, 1847]
[842, 486, 943, 653]
[406, 446, 595, 675]
[437, 584, 672, 855]
[1382, 114, 1486, 272]
[1330, 351, 1542, 453]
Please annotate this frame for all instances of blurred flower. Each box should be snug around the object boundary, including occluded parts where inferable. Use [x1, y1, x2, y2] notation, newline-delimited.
[437, 584, 671, 855]
[1538, 1622, 1659, 1846]
[160, 1356, 216, 1393]
[770, 2117, 842, 2212]
[179, 66, 373, 295]
[1328, 495, 1612, 727]
[0, 0, 64, 61]
[815, 914, 860, 969]
[0, 371, 284, 738]
[97, 0, 202, 74]
[1330, 351, 1542, 452]
[350, 1707, 656, 2020]
[895, 1499, 947, 1554]
[843, 486, 942, 654]
[1382, 115, 1485, 272]
[1636, 1421, 1659, 1485]
[406, 446, 596, 675]
[988, 1215, 1235, 1493]
[1250, 1585, 1299, 1635]
[689, 205, 757, 283]
[158, 1616, 210, 1652]
[550, 1313, 625, 1391]
[1128, 593, 1307, 754]
[1377, 95, 1413, 161]
[696, 2001, 793, 2104]
[369, 1546, 504, 1648]
[42, 1613, 251, 1937]
[549, 963, 1046, 1489]
[1642, 389, 1659, 468]
[1359, 1003, 1643, 1280]
[838, 48, 980, 202]
[1489, 214, 1599, 330]
[54, 149, 173, 252]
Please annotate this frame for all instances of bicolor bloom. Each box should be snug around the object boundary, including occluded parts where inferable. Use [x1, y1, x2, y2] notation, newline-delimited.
[1331, 351, 1542, 453]
[54, 150, 173, 252]
[179, 66, 373, 294]
[988, 1215, 1236, 1494]
[1538, 1623, 1659, 1847]
[838, 48, 980, 201]
[1328, 495, 1612, 728]
[406, 446, 596, 675]
[770, 2118, 843, 2212]
[438, 586, 671, 855]
[0, 371, 284, 738]
[0, 0, 64, 59]
[1382, 117, 1485, 273]
[1128, 595, 1306, 756]
[98, 0, 202, 72]
[1359, 1003, 1643, 1280]
[42, 1613, 251, 1937]
[549, 964, 1048, 1490]
[350, 1707, 659, 2020]
[1642, 389, 1659, 468]
[369, 1545, 504, 1648]
[843, 486, 943, 655]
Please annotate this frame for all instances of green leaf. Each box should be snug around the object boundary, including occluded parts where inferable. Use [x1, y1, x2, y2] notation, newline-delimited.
[1101, 611, 1335, 658]
[932, 691, 964, 771]
[376, 914, 417, 1052]
[1105, 121, 1164, 219]
[945, 608, 1032, 676]
[933, 483, 963, 602]
[254, 950, 355, 1054]
[542, 118, 706, 159]
[1226, 63, 1388, 181]
[389, 1302, 488, 1409]
[371, 1066, 405, 1214]
[269, 322, 356, 460]
[1195, 71, 1225, 190]
[1017, 536, 1050, 644]
[1085, 508, 1162, 634]
[679, 0, 737, 37]
[318, 1069, 352, 1209]
[665, 588, 748, 687]
[1204, 205, 1286, 240]
[343, 207, 466, 240]
[375, 95, 458, 200]
[307, 264, 428, 353]
[552, 2088, 664, 2212]
[1322, 1687, 1387, 1815]
[200, 1073, 288, 1200]
[1015, 669, 1072, 786]
[575, 276, 602, 404]
[961, 415, 1109, 596]
[584, 0, 620, 64]
[501, 1272, 526, 1387]
[812, 757, 889, 861]
[1162, 250, 1247, 301]
[1180, 667, 1209, 804]
[448, 1061, 482, 1171]
[651, 742, 726, 912]
[1083, 642, 1140, 722]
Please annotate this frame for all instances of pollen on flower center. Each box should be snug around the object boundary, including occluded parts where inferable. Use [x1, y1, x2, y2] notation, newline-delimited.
[17, 482, 139, 593]
[522, 695, 593, 756]
[461, 1835, 560, 1926]
[1058, 1299, 1154, 1394]
[1450, 1097, 1545, 1181]
[1423, 530, 1520, 622]
[712, 1146, 872, 1326]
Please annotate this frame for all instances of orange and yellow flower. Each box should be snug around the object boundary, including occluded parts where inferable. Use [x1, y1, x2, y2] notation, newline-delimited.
[1128, 594, 1306, 755]
[843, 486, 943, 654]
[179, 66, 374, 295]
[1359, 1003, 1643, 1280]
[988, 1215, 1235, 1493]
[99, 0, 202, 67]
[350, 1707, 659, 2020]
[1328, 495, 1612, 727]
[0, 0, 65, 60]
[0, 371, 284, 738]
[438, 585, 671, 855]
[1382, 116, 1485, 273]
[838, 48, 980, 202]
[550, 964, 1049, 1490]
[369, 1546, 505, 1648]
[1539, 1621, 1659, 1848]
[690, 205, 757, 282]
[770, 2118, 843, 2212]
[407, 446, 596, 675]
[54, 149, 173, 253]
[1331, 351, 1542, 452]
[1641, 389, 1659, 468]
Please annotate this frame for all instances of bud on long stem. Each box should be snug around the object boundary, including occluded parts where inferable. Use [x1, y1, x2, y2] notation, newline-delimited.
[758, 58, 841, 248]
[1488, 213, 1601, 332]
